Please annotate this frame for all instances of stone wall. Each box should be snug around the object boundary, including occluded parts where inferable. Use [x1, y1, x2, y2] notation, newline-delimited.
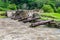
[6, 9, 43, 19]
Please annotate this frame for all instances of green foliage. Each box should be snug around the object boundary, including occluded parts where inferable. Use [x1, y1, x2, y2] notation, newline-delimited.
[57, 7, 60, 13]
[0, 0, 60, 13]
[0, 7, 6, 11]
[0, 7, 4, 11]
[41, 13, 60, 21]
[8, 4, 17, 10]
[42, 5, 54, 13]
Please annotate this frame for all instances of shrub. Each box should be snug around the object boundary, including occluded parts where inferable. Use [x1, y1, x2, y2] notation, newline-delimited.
[57, 7, 60, 13]
[8, 4, 17, 10]
[0, 7, 7, 11]
[42, 5, 54, 13]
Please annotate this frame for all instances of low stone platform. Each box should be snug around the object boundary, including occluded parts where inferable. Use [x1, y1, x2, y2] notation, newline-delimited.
[0, 18, 60, 40]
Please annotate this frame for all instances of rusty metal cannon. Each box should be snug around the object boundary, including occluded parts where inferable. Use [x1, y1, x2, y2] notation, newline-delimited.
[18, 17, 33, 21]
[30, 20, 54, 27]
[23, 17, 40, 23]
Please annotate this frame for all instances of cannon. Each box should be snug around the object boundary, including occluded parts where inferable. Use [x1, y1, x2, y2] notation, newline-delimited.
[18, 17, 29, 21]
[23, 17, 40, 23]
[30, 20, 54, 27]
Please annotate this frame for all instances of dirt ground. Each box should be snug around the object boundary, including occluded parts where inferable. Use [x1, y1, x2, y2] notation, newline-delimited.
[0, 18, 60, 40]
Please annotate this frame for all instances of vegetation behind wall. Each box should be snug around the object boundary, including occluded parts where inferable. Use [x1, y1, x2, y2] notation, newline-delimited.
[0, 0, 60, 13]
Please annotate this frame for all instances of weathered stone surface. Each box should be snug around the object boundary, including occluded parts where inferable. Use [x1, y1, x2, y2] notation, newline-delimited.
[6, 10, 16, 18]
[0, 18, 60, 40]
[6, 10, 40, 20]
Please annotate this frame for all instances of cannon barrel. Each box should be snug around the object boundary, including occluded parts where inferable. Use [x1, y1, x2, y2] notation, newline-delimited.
[18, 17, 28, 21]
[30, 20, 54, 27]
[18, 16, 33, 21]
[23, 17, 40, 23]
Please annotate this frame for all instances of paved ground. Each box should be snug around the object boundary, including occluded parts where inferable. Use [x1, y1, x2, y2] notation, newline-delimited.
[0, 18, 60, 40]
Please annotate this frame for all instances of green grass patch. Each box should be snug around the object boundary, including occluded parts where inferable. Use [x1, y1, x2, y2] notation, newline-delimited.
[0, 16, 7, 18]
[0, 11, 7, 18]
[40, 13, 60, 21]
[0, 11, 6, 15]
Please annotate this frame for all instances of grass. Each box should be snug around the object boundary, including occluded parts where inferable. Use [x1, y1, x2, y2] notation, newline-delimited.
[40, 13, 60, 21]
[0, 11, 5, 14]
[0, 11, 6, 18]
[0, 16, 7, 18]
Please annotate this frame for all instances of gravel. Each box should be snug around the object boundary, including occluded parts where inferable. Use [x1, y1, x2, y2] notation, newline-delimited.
[0, 18, 60, 40]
